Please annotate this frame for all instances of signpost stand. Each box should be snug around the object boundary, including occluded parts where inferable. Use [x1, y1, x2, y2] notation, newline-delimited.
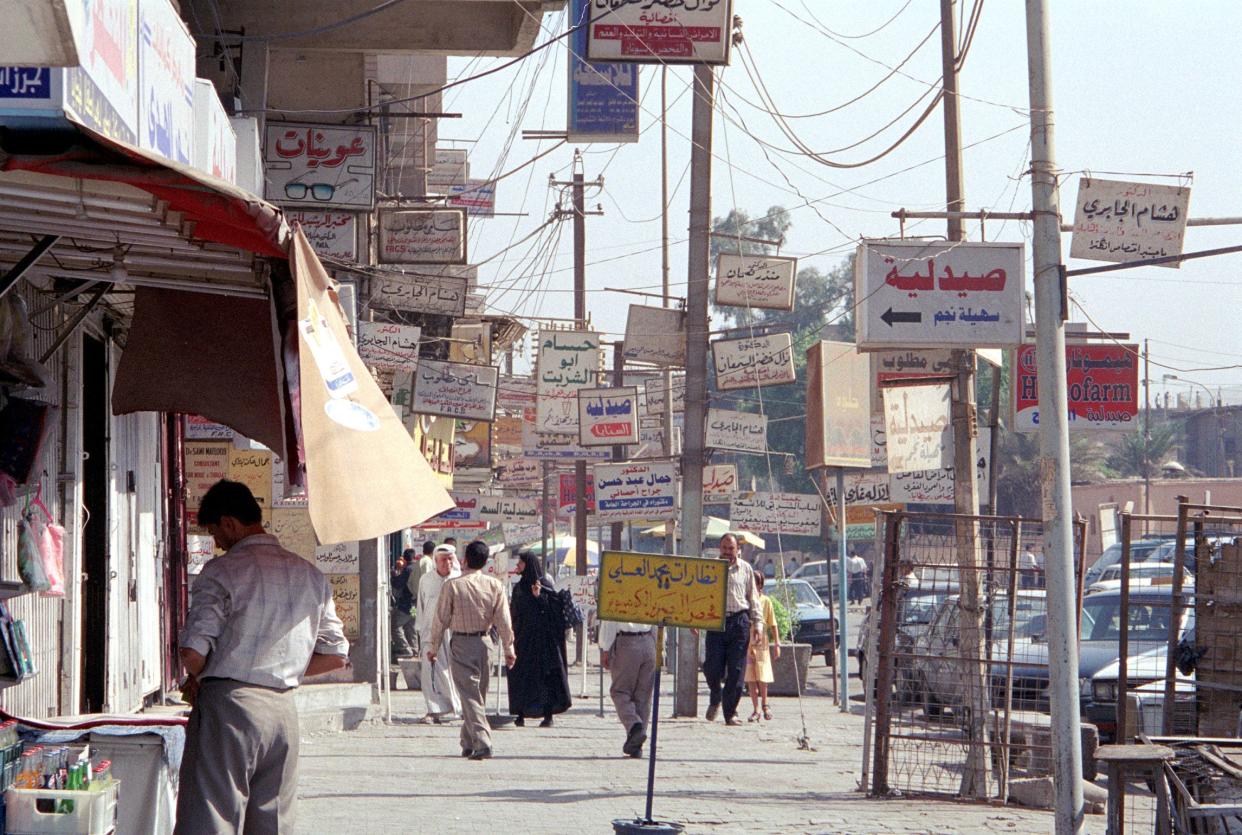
[836, 468, 850, 712]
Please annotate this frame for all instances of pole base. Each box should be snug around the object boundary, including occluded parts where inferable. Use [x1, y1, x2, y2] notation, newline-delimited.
[611, 819, 685, 834]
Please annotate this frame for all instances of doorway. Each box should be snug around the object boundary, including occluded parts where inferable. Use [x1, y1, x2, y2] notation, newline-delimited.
[80, 335, 107, 713]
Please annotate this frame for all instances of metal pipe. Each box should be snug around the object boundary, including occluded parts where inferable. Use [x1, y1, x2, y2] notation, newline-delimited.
[1117, 513, 1132, 742]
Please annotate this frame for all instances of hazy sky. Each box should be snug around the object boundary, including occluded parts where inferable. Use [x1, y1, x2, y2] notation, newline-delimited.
[431, 2, 1242, 405]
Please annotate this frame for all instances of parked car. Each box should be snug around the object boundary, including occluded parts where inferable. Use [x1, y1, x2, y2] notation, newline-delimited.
[856, 584, 959, 695]
[1086, 628, 1197, 742]
[1083, 537, 1177, 588]
[790, 560, 843, 603]
[770, 579, 836, 663]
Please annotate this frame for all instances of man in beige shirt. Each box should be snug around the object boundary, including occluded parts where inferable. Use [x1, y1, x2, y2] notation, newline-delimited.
[427, 540, 515, 760]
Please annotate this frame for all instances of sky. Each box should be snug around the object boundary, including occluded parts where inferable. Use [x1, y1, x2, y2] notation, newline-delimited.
[424, 1, 1242, 406]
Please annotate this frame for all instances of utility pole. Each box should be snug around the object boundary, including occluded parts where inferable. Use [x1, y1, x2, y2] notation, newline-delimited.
[1143, 339, 1151, 515]
[675, 64, 714, 719]
[1025, 0, 1085, 830]
[940, 0, 989, 799]
[611, 343, 625, 553]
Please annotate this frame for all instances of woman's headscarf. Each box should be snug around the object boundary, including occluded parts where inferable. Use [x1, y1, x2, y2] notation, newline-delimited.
[517, 550, 553, 592]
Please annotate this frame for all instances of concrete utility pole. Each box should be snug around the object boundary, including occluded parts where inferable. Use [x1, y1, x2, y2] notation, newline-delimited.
[939, 0, 990, 799]
[573, 155, 589, 595]
[675, 64, 715, 719]
[1024, 0, 1085, 830]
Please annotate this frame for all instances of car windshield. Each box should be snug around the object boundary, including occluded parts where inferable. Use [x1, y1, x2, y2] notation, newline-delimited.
[1081, 596, 1179, 642]
[775, 582, 822, 607]
[900, 593, 944, 625]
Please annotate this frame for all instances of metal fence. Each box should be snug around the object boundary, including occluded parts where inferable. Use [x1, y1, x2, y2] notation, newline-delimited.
[866, 510, 1087, 802]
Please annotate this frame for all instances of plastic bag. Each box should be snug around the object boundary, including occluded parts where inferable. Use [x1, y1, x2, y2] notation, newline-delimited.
[17, 513, 50, 593]
[17, 494, 64, 596]
[30, 497, 64, 597]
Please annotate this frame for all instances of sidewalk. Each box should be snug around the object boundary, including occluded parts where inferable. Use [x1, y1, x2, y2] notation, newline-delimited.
[295, 655, 1097, 833]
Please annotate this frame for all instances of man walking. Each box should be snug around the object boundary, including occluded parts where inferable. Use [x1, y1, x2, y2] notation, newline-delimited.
[176, 480, 349, 834]
[848, 552, 868, 604]
[599, 618, 655, 758]
[416, 545, 462, 722]
[426, 540, 515, 760]
[391, 555, 417, 658]
[703, 533, 761, 726]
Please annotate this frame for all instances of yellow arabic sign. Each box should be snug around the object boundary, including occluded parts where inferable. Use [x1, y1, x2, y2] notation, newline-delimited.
[597, 551, 728, 631]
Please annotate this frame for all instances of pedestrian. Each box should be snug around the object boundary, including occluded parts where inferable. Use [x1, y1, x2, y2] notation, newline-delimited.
[848, 552, 868, 604]
[175, 480, 349, 834]
[415, 545, 462, 722]
[599, 618, 655, 757]
[702, 533, 761, 726]
[391, 554, 417, 659]
[408, 541, 434, 603]
[745, 572, 781, 722]
[426, 540, 515, 761]
[1019, 546, 1042, 590]
[508, 551, 572, 727]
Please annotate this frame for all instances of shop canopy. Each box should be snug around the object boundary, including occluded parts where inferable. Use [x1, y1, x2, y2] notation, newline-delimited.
[641, 517, 766, 550]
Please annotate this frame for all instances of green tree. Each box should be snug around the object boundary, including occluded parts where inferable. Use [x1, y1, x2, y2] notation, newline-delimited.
[1105, 420, 1182, 478]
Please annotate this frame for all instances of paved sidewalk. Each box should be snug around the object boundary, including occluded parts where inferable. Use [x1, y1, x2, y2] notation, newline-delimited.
[296, 658, 1094, 833]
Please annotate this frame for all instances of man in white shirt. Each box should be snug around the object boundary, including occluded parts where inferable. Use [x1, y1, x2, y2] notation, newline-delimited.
[848, 553, 869, 603]
[702, 533, 762, 726]
[599, 619, 655, 758]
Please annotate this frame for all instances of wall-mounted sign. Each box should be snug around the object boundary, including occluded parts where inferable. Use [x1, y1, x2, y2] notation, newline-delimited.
[357, 322, 420, 373]
[411, 359, 498, 422]
[855, 239, 1025, 349]
[71, 0, 139, 143]
[622, 305, 685, 366]
[521, 422, 611, 460]
[703, 464, 738, 500]
[139, 0, 194, 165]
[730, 492, 821, 537]
[712, 333, 796, 390]
[286, 211, 357, 261]
[715, 253, 797, 310]
[367, 269, 469, 317]
[428, 148, 468, 189]
[377, 208, 467, 265]
[882, 383, 953, 474]
[568, 0, 639, 144]
[806, 340, 872, 469]
[1070, 178, 1190, 267]
[264, 122, 376, 210]
[193, 79, 236, 184]
[536, 330, 601, 434]
[1014, 343, 1139, 432]
[447, 179, 496, 216]
[477, 494, 540, 525]
[577, 386, 640, 446]
[704, 408, 767, 454]
[585, 0, 733, 65]
[594, 461, 678, 522]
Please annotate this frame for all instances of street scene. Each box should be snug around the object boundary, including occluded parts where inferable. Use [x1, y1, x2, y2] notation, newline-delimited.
[0, 1, 1240, 834]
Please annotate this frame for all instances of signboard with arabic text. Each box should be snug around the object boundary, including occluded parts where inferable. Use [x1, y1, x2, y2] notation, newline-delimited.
[495, 457, 542, 486]
[871, 349, 956, 412]
[586, 0, 733, 65]
[286, 211, 357, 260]
[882, 383, 953, 474]
[411, 359, 498, 422]
[264, 122, 376, 210]
[704, 408, 767, 454]
[1014, 343, 1139, 432]
[424, 491, 487, 529]
[623, 305, 685, 367]
[712, 333, 796, 391]
[1070, 178, 1190, 267]
[568, 0, 639, 143]
[856, 239, 1025, 349]
[428, 148, 468, 189]
[522, 422, 612, 460]
[715, 253, 797, 310]
[358, 322, 421, 373]
[448, 179, 496, 216]
[536, 330, 601, 434]
[578, 386, 640, 446]
[477, 494, 540, 526]
[594, 461, 678, 522]
[597, 551, 727, 631]
[644, 374, 685, 413]
[377, 208, 467, 265]
[703, 464, 738, 500]
[730, 492, 821, 537]
[368, 269, 469, 317]
[806, 340, 871, 469]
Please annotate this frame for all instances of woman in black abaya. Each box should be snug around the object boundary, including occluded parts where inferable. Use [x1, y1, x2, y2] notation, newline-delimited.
[507, 551, 572, 726]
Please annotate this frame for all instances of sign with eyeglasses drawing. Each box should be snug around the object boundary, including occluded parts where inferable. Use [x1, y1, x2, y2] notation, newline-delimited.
[377, 208, 468, 265]
[264, 122, 377, 210]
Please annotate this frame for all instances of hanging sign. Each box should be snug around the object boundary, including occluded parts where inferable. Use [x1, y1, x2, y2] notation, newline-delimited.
[410, 359, 498, 421]
[871, 349, 956, 412]
[594, 461, 678, 522]
[597, 551, 727, 631]
[376, 208, 467, 265]
[882, 383, 953, 474]
[715, 253, 797, 310]
[558, 471, 597, 517]
[806, 340, 872, 469]
[447, 179, 496, 216]
[286, 211, 357, 261]
[644, 374, 686, 413]
[568, 0, 639, 143]
[730, 492, 821, 537]
[264, 122, 377, 210]
[578, 386, 640, 446]
[622, 305, 686, 366]
[357, 322, 421, 372]
[522, 422, 612, 460]
[1070, 178, 1190, 267]
[368, 269, 469, 317]
[712, 333, 796, 390]
[498, 376, 538, 411]
[536, 330, 601, 434]
[703, 464, 738, 500]
[1014, 343, 1140, 432]
[822, 471, 892, 507]
[496, 457, 542, 486]
[585, 0, 733, 65]
[856, 239, 1025, 349]
[477, 495, 540, 525]
[425, 492, 487, 529]
[428, 148, 468, 189]
[704, 408, 767, 454]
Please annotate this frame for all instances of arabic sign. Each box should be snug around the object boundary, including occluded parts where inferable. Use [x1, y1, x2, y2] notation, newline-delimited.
[447, 180, 496, 216]
[536, 330, 601, 434]
[568, 0, 639, 143]
[192, 79, 236, 183]
[715, 253, 797, 310]
[577, 386, 640, 446]
[185, 415, 233, 440]
[879, 426, 991, 504]
[622, 305, 685, 366]
[882, 383, 953, 474]
[286, 211, 357, 260]
[712, 333, 796, 391]
[1070, 178, 1190, 267]
[822, 471, 891, 507]
[357, 322, 421, 372]
[316, 541, 360, 575]
[377, 208, 467, 265]
[644, 374, 685, 413]
[559, 471, 597, 517]
[871, 349, 955, 412]
[730, 492, 821, 537]
[806, 340, 871, 469]
[264, 122, 375, 209]
[703, 464, 738, 500]
[139, 0, 194, 165]
[425, 492, 487, 529]
[411, 359, 498, 421]
[69, 0, 139, 143]
[477, 495, 540, 525]
[428, 148, 468, 189]
[704, 408, 767, 454]
[498, 376, 538, 411]
[368, 269, 469, 316]
[496, 457, 542, 486]
[522, 422, 612, 460]
[329, 574, 360, 640]
[1014, 343, 1139, 432]
[594, 461, 678, 523]
[454, 419, 492, 472]
[586, 0, 733, 65]
[565, 575, 598, 617]
[597, 551, 727, 630]
[271, 456, 308, 509]
[185, 441, 229, 528]
[856, 240, 1025, 349]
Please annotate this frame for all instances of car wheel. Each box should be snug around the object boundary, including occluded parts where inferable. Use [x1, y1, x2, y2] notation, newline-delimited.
[922, 675, 944, 719]
[823, 651, 833, 667]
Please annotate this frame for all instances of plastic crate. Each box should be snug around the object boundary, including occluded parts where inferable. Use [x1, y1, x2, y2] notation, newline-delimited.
[3, 781, 119, 835]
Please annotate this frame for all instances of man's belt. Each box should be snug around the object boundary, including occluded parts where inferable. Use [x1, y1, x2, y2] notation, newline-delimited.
[455, 630, 487, 637]
[618, 631, 650, 637]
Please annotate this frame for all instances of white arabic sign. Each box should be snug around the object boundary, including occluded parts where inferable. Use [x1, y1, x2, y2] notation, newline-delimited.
[822, 471, 891, 507]
[315, 540, 360, 575]
[286, 211, 358, 260]
[730, 492, 821, 537]
[477, 495, 540, 525]
[411, 360, 498, 421]
[578, 386, 640, 446]
[264, 122, 376, 210]
[586, 0, 733, 65]
[377, 208, 467, 265]
[594, 461, 678, 522]
[448, 179, 496, 216]
[704, 408, 767, 454]
[715, 253, 797, 310]
[536, 331, 601, 434]
[496, 457, 542, 485]
[643, 374, 685, 413]
[622, 305, 685, 366]
[498, 376, 538, 411]
[368, 269, 469, 316]
[521, 422, 611, 460]
[871, 419, 992, 503]
[882, 384, 953, 474]
[428, 148, 468, 189]
[703, 464, 738, 500]
[357, 322, 420, 372]
[712, 333, 796, 391]
[871, 349, 955, 412]
[1070, 178, 1190, 267]
[855, 239, 1025, 349]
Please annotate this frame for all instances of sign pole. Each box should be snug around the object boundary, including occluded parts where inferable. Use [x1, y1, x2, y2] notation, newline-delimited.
[836, 467, 850, 711]
[644, 624, 666, 824]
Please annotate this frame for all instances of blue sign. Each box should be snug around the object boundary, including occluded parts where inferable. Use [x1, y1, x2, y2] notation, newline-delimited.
[567, 0, 639, 143]
[0, 68, 52, 100]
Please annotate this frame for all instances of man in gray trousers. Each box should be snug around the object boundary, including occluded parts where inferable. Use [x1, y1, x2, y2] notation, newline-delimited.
[599, 619, 656, 758]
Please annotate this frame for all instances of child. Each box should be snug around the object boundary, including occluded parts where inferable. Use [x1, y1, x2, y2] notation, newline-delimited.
[744, 572, 781, 721]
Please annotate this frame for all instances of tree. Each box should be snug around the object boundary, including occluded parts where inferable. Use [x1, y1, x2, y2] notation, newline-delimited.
[1105, 420, 1182, 478]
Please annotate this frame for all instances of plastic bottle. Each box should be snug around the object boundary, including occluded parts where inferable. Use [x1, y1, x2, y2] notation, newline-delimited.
[14, 751, 35, 788]
[89, 760, 112, 790]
